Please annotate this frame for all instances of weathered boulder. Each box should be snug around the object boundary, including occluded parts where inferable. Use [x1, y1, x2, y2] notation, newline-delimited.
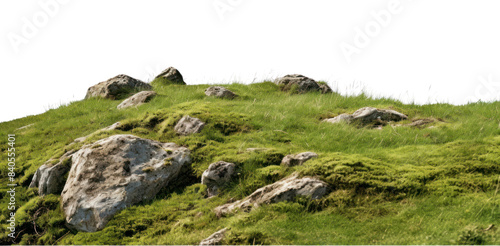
[281, 152, 318, 167]
[85, 74, 152, 100]
[351, 107, 407, 125]
[61, 134, 191, 232]
[201, 161, 236, 197]
[275, 74, 321, 93]
[318, 83, 333, 94]
[205, 86, 237, 99]
[200, 228, 228, 246]
[174, 115, 205, 135]
[155, 67, 185, 85]
[323, 107, 407, 127]
[322, 114, 353, 124]
[214, 174, 328, 217]
[29, 150, 76, 196]
[117, 91, 157, 109]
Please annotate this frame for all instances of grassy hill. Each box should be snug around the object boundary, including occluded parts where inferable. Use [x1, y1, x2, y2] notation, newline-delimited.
[0, 81, 498, 245]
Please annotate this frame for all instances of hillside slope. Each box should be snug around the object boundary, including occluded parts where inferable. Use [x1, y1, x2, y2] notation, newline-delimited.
[0, 81, 499, 245]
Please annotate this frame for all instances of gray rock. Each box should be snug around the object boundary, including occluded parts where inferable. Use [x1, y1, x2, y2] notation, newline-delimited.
[281, 152, 318, 167]
[117, 91, 157, 109]
[318, 83, 333, 94]
[29, 150, 76, 196]
[214, 173, 328, 217]
[275, 74, 321, 93]
[155, 67, 185, 85]
[61, 134, 191, 232]
[85, 74, 152, 100]
[205, 86, 237, 99]
[201, 161, 236, 197]
[200, 228, 228, 246]
[174, 115, 205, 135]
[322, 114, 353, 124]
[323, 107, 407, 127]
[351, 107, 407, 125]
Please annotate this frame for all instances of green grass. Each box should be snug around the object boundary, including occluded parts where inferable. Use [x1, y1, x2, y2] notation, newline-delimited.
[0, 81, 499, 245]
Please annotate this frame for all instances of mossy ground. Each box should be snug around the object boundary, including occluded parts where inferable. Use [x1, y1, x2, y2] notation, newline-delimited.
[0, 81, 498, 245]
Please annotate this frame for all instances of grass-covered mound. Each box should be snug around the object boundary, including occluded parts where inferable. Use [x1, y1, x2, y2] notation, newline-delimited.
[0, 81, 498, 245]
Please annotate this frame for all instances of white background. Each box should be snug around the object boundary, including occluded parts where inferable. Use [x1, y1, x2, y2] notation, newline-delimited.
[1, 0, 500, 123]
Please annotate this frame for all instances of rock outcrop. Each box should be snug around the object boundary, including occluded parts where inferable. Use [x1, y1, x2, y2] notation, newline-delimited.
[214, 174, 328, 217]
[61, 134, 191, 232]
[276, 74, 321, 93]
[85, 74, 152, 100]
[174, 115, 205, 135]
[199, 228, 228, 246]
[281, 152, 318, 167]
[323, 107, 407, 127]
[155, 67, 185, 85]
[201, 161, 236, 197]
[29, 150, 76, 196]
[117, 91, 157, 109]
[205, 86, 237, 99]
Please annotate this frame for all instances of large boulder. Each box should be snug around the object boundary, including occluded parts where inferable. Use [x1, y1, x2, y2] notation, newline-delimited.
[200, 228, 228, 246]
[85, 74, 152, 100]
[61, 134, 191, 232]
[205, 86, 237, 99]
[275, 74, 321, 93]
[29, 150, 76, 196]
[201, 161, 236, 197]
[281, 152, 318, 167]
[214, 174, 328, 217]
[174, 115, 205, 135]
[155, 67, 185, 85]
[117, 91, 157, 109]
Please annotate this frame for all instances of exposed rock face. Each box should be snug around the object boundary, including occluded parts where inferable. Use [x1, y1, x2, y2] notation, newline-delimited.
[61, 134, 191, 232]
[205, 86, 237, 99]
[322, 114, 353, 124]
[214, 174, 328, 217]
[281, 152, 318, 167]
[117, 91, 157, 109]
[318, 83, 333, 94]
[275, 74, 321, 93]
[200, 228, 228, 246]
[201, 161, 236, 197]
[174, 115, 205, 135]
[29, 150, 76, 196]
[155, 67, 185, 85]
[85, 74, 152, 100]
[351, 107, 407, 124]
[323, 107, 407, 127]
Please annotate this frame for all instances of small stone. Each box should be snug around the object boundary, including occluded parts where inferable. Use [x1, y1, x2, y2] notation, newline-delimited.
[199, 228, 228, 246]
[201, 161, 236, 197]
[281, 152, 318, 167]
[174, 115, 205, 135]
[117, 91, 157, 109]
[205, 86, 237, 99]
